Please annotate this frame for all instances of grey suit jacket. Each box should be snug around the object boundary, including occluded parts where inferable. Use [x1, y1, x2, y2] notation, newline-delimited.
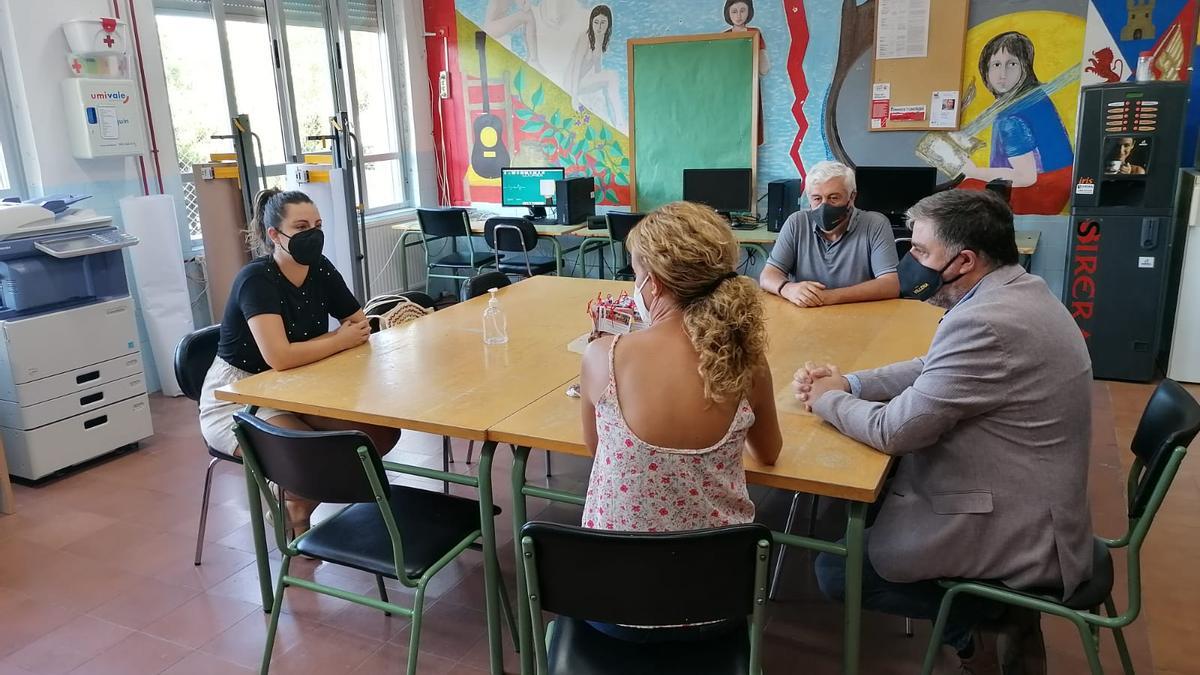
[813, 265, 1094, 598]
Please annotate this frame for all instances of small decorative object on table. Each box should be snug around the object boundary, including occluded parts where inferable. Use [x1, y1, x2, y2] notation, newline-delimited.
[587, 291, 649, 340]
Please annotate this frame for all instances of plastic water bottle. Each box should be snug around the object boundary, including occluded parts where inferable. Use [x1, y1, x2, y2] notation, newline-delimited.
[483, 288, 508, 345]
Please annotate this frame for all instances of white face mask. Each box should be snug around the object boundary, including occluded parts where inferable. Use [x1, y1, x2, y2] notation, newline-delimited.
[633, 276, 652, 323]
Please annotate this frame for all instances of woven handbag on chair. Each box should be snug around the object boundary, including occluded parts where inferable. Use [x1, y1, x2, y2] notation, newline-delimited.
[364, 294, 433, 332]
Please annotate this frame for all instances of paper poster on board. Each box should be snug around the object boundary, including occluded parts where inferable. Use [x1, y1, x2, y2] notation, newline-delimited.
[930, 90, 959, 128]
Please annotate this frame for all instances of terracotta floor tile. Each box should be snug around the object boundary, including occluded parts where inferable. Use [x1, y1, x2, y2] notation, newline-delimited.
[198, 610, 316, 670]
[158, 650, 253, 675]
[86, 578, 200, 630]
[0, 589, 76, 658]
[14, 511, 118, 551]
[1, 388, 1196, 674]
[264, 623, 381, 674]
[390, 601, 488, 661]
[5, 616, 132, 675]
[349, 641, 457, 675]
[67, 632, 189, 675]
[141, 593, 261, 649]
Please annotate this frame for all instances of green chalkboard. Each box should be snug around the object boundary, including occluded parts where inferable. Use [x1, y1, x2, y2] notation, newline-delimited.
[629, 33, 758, 212]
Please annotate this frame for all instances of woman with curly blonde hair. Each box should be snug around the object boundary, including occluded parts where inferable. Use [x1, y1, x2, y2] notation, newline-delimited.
[577, 201, 781, 641]
[580, 201, 781, 531]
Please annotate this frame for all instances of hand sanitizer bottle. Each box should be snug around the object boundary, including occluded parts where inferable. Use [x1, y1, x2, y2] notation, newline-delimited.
[483, 288, 508, 345]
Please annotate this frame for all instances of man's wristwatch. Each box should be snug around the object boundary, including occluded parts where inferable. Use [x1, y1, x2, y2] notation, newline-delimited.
[776, 280, 789, 295]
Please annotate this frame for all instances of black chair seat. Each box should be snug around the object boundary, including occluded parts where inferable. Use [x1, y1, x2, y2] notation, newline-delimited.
[941, 537, 1115, 611]
[496, 254, 557, 276]
[207, 445, 242, 465]
[545, 617, 749, 675]
[1061, 538, 1114, 610]
[615, 264, 634, 279]
[297, 484, 498, 579]
[430, 252, 496, 269]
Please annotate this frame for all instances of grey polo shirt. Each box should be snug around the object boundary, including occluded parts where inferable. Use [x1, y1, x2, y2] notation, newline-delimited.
[766, 208, 899, 288]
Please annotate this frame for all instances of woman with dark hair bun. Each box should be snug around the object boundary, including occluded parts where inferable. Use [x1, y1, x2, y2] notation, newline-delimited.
[197, 188, 399, 534]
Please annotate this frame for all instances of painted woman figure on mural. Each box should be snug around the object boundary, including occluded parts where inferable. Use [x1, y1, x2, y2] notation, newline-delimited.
[723, 0, 768, 145]
[959, 31, 1074, 215]
[486, 0, 542, 70]
[566, 4, 626, 133]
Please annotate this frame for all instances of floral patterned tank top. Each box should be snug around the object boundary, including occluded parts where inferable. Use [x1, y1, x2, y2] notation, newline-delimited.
[582, 335, 757, 532]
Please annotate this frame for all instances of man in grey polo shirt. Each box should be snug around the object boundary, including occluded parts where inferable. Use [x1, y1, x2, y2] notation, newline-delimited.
[759, 161, 900, 307]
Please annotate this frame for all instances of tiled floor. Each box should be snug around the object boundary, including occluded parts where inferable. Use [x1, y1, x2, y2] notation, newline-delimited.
[0, 380, 1197, 674]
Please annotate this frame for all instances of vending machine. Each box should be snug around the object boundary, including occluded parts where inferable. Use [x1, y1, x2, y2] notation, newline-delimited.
[1067, 82, 1190, 381]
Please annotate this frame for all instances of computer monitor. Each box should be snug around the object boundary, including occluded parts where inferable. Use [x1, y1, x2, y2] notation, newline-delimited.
[683, 168, 753, 214]
[501, 167, 566, 208]
[852, 166, 938, 224]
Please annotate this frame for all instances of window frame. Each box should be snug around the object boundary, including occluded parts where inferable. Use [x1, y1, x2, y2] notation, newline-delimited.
[153, 0, 414, 235]
[0, 50, 28, 201]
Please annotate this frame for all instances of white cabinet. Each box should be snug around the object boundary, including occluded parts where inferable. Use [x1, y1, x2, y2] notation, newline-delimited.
[0, 297, 153, 479]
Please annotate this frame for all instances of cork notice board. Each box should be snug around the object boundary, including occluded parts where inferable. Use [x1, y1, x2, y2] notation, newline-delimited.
[869, 0, 969, 132]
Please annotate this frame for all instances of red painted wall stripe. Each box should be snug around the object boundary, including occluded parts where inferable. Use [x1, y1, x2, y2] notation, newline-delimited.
[784, 0, 809, 180]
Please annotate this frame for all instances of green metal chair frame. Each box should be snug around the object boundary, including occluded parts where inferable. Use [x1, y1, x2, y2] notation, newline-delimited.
[919, 384, 1198, 674]
[232, 417, 511, 675]
[520, 527, 772, 675]
[417, 208, 495, 293]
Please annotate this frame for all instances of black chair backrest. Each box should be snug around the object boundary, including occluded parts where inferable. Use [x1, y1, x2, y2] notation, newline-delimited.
[174, 324, 221, 402]
[521, 521, 771, 626]
[232, 411, 386, 505]
[484, 217, 539, 253]
[467, 271, 512, 299]
[417, 207, 470, 239]
[1129, 378, 1200, 518]
[607, 212, 644, 244]
[894, 236, 913, 260]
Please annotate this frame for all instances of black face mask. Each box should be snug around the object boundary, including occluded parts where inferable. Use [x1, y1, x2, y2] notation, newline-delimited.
[279, 227, 324, 266]
[897, 251, 966, 301]
[811, 203, 850, 232]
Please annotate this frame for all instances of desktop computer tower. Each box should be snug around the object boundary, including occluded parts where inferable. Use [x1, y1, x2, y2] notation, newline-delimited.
[767, 179, 802, 232]
[1066, 81, 1188, 381]
[555, 177, 596, 225]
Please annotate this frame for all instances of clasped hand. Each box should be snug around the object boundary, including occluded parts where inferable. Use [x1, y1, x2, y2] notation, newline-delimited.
[792, 361, 849, 412]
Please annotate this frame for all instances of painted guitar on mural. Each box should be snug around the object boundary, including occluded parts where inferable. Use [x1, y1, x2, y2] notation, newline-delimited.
[471, 30, 510, 179]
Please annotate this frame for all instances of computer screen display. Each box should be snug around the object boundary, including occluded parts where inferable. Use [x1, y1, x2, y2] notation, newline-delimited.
[501, 167, 565, 207]
[852, 166, 938, 216]
[682, 168, 753, 213]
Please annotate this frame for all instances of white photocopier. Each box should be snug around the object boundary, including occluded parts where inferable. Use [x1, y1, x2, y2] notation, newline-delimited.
[0, 200, 153, 479]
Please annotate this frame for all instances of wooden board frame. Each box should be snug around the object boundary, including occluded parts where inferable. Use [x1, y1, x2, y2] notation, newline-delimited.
[869, 0, 969, 132]
[627, 32, 759, 212]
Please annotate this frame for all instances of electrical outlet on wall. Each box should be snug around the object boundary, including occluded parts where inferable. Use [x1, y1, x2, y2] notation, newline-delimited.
[438, 71, 450, 99]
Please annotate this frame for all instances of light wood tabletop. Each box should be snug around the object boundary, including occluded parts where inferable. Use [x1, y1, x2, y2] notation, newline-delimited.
[215, 276, 627, 440]
[391, 219, 585, 237]
[488, 291, 944, 502]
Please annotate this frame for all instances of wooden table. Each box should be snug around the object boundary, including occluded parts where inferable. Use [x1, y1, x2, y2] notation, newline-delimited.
[217, 277, 942, 675]
[489, 291, 942, 675]
[391, 219, 587, 289]
[217, 277, 628, 675]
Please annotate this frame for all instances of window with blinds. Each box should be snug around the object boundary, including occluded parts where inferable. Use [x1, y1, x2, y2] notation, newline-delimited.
[154, 0, 379, 31]
[153, 0, 409, 211]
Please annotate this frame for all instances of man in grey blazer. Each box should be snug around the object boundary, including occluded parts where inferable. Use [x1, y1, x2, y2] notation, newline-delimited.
[795, 190, 1093, 675]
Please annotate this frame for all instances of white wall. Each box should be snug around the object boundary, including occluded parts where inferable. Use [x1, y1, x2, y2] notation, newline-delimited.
[0, 0, 190, 393]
